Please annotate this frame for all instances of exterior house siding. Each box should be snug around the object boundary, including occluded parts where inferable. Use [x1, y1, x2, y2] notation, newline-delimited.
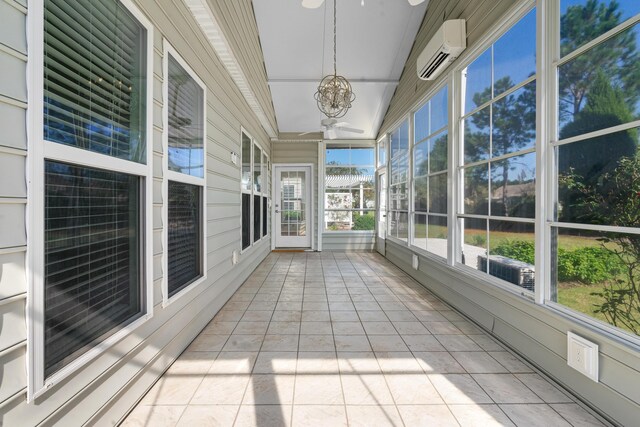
[0, 0, 273, 424]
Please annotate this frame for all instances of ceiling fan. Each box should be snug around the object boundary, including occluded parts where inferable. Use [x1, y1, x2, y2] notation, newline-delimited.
[302, 0, 426, 8]
[300, 118, 364, 140]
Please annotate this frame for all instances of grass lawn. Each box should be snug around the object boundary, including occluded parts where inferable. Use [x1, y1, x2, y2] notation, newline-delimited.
[558, 282, 610, 324]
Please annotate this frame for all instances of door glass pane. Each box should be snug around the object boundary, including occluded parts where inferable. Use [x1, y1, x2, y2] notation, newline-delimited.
[281, 171, 306, 237]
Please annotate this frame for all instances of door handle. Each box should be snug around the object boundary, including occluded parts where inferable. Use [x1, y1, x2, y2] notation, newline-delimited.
[275, 209, 279, 213]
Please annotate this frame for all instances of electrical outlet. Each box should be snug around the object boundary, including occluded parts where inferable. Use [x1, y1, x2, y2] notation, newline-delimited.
[231, 152, 238, 165]
[412, 254, 419, 270]
[567, 331, 599, 382]
[232, 250, 238, 265]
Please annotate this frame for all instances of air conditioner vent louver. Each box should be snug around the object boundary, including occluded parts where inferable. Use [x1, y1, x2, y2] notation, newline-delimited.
[417, 19, 466, 81]
[420, 52, 450, 79]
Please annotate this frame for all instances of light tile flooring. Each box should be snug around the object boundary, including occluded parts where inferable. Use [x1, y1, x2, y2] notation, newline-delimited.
[123, 252, 606, 427]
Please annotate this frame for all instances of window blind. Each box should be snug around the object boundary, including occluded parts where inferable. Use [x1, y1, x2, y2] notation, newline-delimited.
[44, 160, 142, 377]
[262, 196, 268, 237]
[242, 193, 251, 249]
[167, 56, 204, 177]
[253, 195, 261, 242]
[168, 181, 202, 296]
[44, 0, 147, 162]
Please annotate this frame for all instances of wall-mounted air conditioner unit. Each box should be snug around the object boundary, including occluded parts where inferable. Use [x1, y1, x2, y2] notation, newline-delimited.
[417, 19, 466, 81]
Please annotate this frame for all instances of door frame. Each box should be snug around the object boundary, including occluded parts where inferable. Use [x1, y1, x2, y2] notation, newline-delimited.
[271, 163, 314, 250]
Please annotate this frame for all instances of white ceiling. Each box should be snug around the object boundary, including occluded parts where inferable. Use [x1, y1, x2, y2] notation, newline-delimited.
[252, 0, 428, 139]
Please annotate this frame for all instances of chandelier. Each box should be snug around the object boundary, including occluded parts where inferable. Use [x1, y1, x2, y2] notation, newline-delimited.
[314, 0, 355, 118]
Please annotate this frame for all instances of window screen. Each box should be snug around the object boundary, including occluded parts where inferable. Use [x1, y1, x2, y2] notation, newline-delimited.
[44, 160, 142, 377]
[44, 0, 147, 163]
[167, 56, 204, 177]
[168, 181, 201, 296]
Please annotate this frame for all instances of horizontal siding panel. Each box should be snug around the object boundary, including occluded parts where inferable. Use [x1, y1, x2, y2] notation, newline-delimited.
[0, 1, 26, 55]
[0, 152, 26, 198]
[0, 204, 25, 248]
[0, 53, 26, 103]
[0, 251, 26, 299]
[0, 346, 26, 403]
[0, 102, 26, 151]
[0, 298, 26, 351]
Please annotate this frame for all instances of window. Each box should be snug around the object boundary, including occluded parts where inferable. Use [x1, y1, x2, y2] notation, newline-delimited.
[412, 85, 449, 259]
[388, 120, 410, 241]
[33, 0, 153, 391]
[163, 44, 206, 303]
[324, 144, 375, 231]
[550, 0, 640, 337]
[458, 8, 537, 292]
[241, 130, 269, 251]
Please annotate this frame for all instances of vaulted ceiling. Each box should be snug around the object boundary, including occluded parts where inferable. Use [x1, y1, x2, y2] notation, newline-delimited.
[252, 0, 428, 140]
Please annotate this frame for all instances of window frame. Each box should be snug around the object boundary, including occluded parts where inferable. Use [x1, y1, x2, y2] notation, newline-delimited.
[253, 141, 263, 243]
[240, 127, 269, 254]
[386, 118, 412, 245]
[161, 41, 208, 307]
[322, 140, 376, 233]
[451, 1, 538, 297]
[410, 81, 451, 261]
[27, 0, 155, 400]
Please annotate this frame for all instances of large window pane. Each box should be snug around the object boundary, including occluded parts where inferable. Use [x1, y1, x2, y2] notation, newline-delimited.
[431, 86, 449, 132]
[414, 213, 427, 250]
[429, 173, 448, 214]
[557, 127, 639, 225]
[493, 9, 536, 96]
[44, 0, 147, 163]
[491, 81, 536, 157]
[242, 193, 250, 249]
[429, 131, 448, 173]
[168, 181, 201, 296]
[241, 133, 251, 192]
[560, 0, 640, 55]
[558, 23, 640, 135]
[461, 217, 487, 271]
[552, 227, 640, 337]
[488, 220, 535, 291]
[44, 160, 142, 376]
[463, 107, 490, 163]
[427, 215, 448, 259]
[414, 103, 430, 143]
[464, 164, 489, 215]
[254, 145, 262, 193]
[491, 153, 536, 218]
[414, 177, 428, 212]
[414, 141, 428, 177]
[167, 56, 204, 177]
[253, 194, 261, 242]
[464, 48, 492, 114]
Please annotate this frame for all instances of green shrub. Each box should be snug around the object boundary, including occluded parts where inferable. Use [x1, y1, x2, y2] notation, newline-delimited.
[493, 239, 623, 284]
[492, 240, 535, 264]
[557, 246, 622, 284]
[353, 213, 375, 230]
[471, 234, 486, 247]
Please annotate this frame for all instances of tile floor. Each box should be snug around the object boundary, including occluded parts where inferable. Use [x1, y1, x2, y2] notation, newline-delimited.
[123, 252, 606, 427]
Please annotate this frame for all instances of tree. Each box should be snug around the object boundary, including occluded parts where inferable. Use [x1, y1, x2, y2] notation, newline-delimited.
[561, 156, 640, 334]
[465, 77, 536, 216]
[558, 71, 637, 222]
[559, 0, 640, 124]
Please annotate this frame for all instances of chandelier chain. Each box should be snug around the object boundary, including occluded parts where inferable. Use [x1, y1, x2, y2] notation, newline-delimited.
[333, 0, 336, 76]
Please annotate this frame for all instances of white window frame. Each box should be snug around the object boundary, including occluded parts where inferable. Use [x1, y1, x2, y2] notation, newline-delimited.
[386, 118, 411, 246]
[452, 1, 538, 297]
[161, 41, 208, 307]
[322, 140, 376, 233]
[239, 128, 269, 254]
[26, 0, 155, 400]
[253, 141, 263, 243]
[410, 81, 450, 262]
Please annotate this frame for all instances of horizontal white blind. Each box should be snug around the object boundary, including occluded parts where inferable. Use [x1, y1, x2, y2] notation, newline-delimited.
[168, 181, 202, 296]
[44, 0, 147, 163]
[167, 56, 204, 177]
[44, 160, 142, 377]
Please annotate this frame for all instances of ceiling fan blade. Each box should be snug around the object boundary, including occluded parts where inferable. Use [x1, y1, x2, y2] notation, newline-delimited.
[302, 0, 324, 9]
[298, 130, 321, 136]
[336, 126, 364, 134]
[327, 128, 337, 140]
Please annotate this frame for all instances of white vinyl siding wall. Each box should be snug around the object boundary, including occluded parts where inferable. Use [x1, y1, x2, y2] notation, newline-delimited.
[1, 0, 273, 423]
